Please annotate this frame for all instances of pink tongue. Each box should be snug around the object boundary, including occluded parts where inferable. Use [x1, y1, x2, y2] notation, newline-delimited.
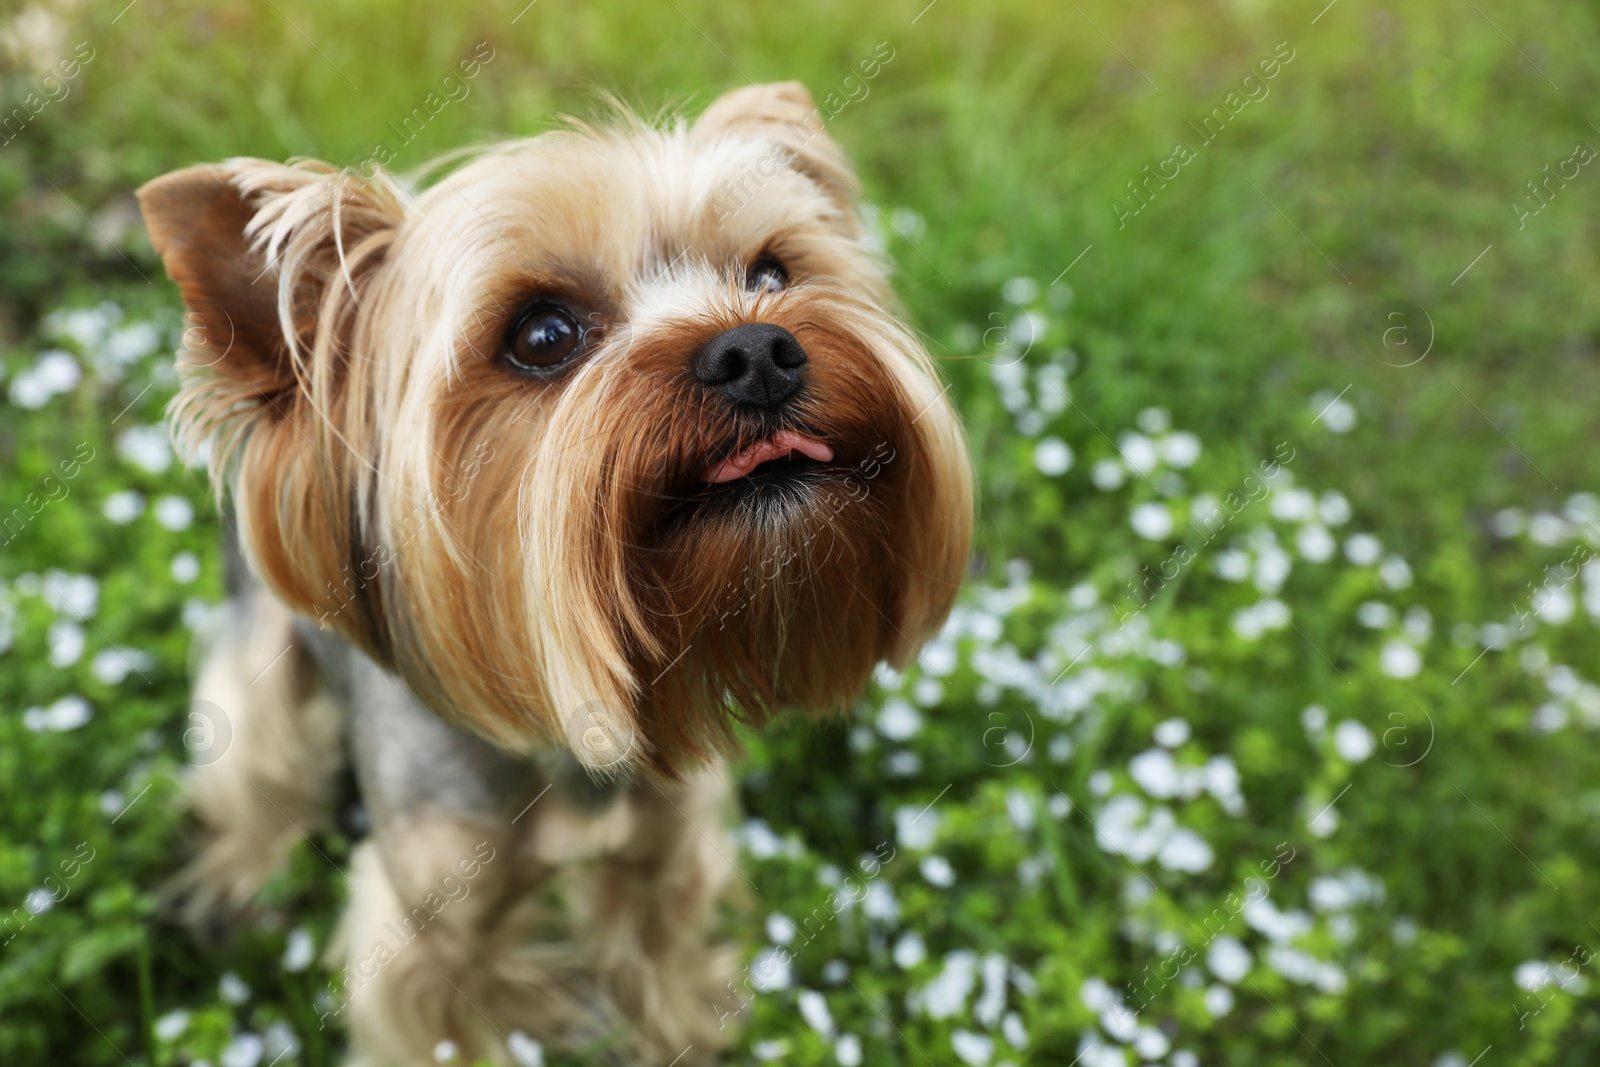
[704, 431, 835, 484]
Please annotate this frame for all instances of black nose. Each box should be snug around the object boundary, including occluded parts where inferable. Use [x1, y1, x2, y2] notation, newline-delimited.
[692, 323, 807, 411]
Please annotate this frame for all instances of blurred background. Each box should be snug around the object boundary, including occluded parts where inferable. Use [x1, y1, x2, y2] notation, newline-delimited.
[2, 0, 1599, 1064]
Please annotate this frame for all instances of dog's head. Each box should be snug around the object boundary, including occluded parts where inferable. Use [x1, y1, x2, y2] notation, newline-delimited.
[139, 82, 972, 776]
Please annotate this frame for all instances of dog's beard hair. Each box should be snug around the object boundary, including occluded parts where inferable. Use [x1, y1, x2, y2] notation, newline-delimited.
[379, 282, 969, 775]
[159, 108, 972, 778]
[530, 287, 967, 774]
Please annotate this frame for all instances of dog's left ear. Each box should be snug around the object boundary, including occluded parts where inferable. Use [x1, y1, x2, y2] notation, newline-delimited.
[139, 160, 405, 458]
[693, 81, 860, 216]
[139, 160, 406, 661]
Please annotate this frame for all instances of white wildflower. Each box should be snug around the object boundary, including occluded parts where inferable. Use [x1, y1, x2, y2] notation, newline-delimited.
[1379, 555, 1413, 590]
[1153, 718, 1191, 748]
[750, 947, 792, 992]
[894, 931, 928, 969]
[1207, 936, 1252, 983]
[952, 1030, 994, 1067]
[895, 805, 940, 850]
[154, 495, 195, 531]
[1379, 640, 1421, 679]
[798, 989, 834, 1036]
[1092, 458, 1126, 490]
[221, 1034, 264, 1067]
[154, 1010, 189, 1041]
[766, 914, 796, 945]
[172, 551, 201, 584]
[1344, 533, 1382, 565]
[1296, 524, 1335, 562]
[877, 699, 922, 741]
[920, 855, 956, 887]
[283, 927, 315, 972]
[117, 425, 173, 474]
[219, 972, 251, 1004]
[1161, 431, 1200, 468]
[507, 1031, 544, 1067]
[1312, 391, 1356, 433]
[1157, 828, 1213, 872]
[1033, 437, 1073, 476]
[1130, 502, 1173, 540]
[1118, 433, 1159, 474]
[103, 490, 144, 524]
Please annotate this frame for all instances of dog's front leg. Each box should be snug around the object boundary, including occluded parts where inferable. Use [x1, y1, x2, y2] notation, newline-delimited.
[329, 651, 615, 1066]
[583, 764, 739, 1065]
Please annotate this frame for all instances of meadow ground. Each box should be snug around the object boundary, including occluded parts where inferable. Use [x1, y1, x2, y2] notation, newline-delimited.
[2, 0, 1599, 1064]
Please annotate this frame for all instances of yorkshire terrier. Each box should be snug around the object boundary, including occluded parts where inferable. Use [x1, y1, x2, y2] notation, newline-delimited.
[139, 82, 972, 1065]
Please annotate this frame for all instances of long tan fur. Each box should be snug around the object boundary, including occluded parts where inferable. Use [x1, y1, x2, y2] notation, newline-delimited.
[140, 80, 972, 1065]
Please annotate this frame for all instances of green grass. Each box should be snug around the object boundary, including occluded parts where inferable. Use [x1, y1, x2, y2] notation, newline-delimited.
[3, 0, 1600, 1064]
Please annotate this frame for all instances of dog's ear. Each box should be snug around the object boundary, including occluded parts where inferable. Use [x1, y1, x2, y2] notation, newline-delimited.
[140, 160, 406, 664]
[693, 81, 860, 214]
[138, 159, 404, 461]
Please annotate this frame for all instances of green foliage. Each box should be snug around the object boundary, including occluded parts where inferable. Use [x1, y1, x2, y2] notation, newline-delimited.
[3, 0, 1599, 1064]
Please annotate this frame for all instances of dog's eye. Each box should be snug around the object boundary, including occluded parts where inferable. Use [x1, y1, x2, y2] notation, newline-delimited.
[505, 304, 582, 371]
[746, 253, 788, 293]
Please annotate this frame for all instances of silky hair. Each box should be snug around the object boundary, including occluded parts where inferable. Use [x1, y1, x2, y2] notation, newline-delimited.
[141, 82, 973, 778]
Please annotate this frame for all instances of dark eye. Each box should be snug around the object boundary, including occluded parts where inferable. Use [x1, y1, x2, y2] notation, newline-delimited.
[746, 253, 788, 293]
[505, 304, 582, 371]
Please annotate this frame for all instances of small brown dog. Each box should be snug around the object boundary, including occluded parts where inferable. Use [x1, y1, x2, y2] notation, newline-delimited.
[139, 81, 971, 1065]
